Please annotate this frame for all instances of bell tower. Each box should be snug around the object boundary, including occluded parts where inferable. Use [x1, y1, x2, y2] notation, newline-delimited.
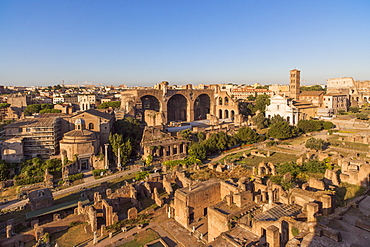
[290, 69, 300, 100]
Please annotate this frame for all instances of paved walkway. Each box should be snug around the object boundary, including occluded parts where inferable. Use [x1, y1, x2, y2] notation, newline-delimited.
[0, 167, 140, 211]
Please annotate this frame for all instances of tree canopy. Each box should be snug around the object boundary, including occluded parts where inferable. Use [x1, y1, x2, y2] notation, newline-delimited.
[97, 101, 121, 109]
[267, 121, 299, 140]
[300, 85, 325, 91]
[24, 104, 54, 116]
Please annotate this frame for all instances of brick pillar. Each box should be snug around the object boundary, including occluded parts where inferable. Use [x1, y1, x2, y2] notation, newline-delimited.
[266, 225, 280, 247]
[321, 195, 332, 216]
[306, 202, 319, 222]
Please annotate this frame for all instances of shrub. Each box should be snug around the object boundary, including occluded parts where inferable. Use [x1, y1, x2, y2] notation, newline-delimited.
[135, 171, 149, 181]
[356, 113, 369, 120]
[69, 221, 82, 227]
[305, 137, 326, 151]
[67, 173, 83, 182]
[323, 121, 334, 130]
[92, 169, 107, 177]
[291, 227, 299, 237]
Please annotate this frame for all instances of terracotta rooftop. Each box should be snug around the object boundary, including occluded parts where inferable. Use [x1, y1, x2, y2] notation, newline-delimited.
[300, 91, 324, 96]
[5, 117, 59, 128]
[73, 109, 113, 120]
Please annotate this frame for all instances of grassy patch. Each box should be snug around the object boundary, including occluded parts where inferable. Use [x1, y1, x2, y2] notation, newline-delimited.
[0, 186, 18, 201]
[335, 183, 366, 207]
[107, 173, 137, 191]
[118, 228, 160, 247]
[0, 206, 30, 225]
[53, 191, 81, 204]
[53, 223, 91, 247]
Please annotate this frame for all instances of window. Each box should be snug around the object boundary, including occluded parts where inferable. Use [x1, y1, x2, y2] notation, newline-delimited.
[88, 123, 94, 130]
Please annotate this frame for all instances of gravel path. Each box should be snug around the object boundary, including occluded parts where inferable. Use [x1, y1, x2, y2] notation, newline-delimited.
[0, 168, 140, 211]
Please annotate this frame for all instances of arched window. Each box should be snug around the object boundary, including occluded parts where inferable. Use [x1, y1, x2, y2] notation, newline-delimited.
[224, 97, 229, 105]
[89, 123, 94, 130]
[225, 110, 229, 118]
[219, 97, 223, 105]
[219, 109, 223, 118]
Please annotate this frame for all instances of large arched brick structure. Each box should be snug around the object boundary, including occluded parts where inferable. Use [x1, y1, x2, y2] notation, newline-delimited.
[121, 82, 218, 123]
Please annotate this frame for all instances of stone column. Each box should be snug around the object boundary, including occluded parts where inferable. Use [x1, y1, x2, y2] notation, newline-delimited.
[266, 225, 280, 247]
[104, 143, 109, 169]
[117, 146, 121, 171]
[169, 145, 174, 156]
[93, 231, 98, 244]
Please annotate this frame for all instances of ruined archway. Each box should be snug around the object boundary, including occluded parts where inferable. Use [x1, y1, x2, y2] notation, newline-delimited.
[140, 95, 160, 122]
[141, 95, 160, 111]
[194, 94, 210, 120]
[167, 94, 188, 122]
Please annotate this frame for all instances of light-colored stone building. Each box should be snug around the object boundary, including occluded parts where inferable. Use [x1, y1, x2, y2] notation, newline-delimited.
[60, 118, 100, 171]
[69, 109, 114, 146]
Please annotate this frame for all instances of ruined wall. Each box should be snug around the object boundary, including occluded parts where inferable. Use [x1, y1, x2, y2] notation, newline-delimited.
[187, 182, 221, 221]
[173, 190, 189, 228]
[207, 206, 230, 242]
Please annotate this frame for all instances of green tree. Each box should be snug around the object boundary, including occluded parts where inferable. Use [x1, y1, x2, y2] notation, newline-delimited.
[97, 101, 121, 109]
[109, 133, 124, 157]
[300, 85, 325, 91]
[356, 113, 369, 120]
[180, 129, 192, 140]
[235, 127, 261, 144]
[268, 121, 299, 140]
[253, 94, 270, 113]
[135, 171, 150, 181]
[269, 115, 286, 126]
[120, 140, 133, 165]
[113, 117, 142, 151]
[302, 160, 327, 173]
[297, 120, 323, 133]
[305, 137, 326, 151]
[252, 112, 269, 129]
[109, 134, 132, 166]
[349, 106, 360, 113]
[145, 154, 153, 166]
[247, 95, 256, 101]
[322, 121, 334, 130]
[39, 109, 61, 114]
[0, 160, 9, 181]
[188, 143, 207, 160]
[197, 132, 206, 142]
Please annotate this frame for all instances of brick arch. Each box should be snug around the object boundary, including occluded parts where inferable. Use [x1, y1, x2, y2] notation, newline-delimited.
[140, 95, 161, 111]
[194, 94, 211, 120]
[167, 94, 188, 122]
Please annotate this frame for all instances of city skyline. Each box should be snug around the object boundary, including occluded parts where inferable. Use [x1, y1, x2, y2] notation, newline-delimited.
[1, 0, 370, 87]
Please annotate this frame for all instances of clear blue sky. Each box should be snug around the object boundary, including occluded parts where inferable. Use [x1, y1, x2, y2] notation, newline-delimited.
[1, 0, 369, 87]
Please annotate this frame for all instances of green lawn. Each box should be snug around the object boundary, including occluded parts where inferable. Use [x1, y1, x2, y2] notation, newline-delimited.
[52, 223, 92, 247]
[118, 228, 160, 247]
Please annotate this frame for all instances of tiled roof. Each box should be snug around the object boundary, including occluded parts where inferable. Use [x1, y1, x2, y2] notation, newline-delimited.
[4, 117, 58, 128]
[73, 109, 113, 120]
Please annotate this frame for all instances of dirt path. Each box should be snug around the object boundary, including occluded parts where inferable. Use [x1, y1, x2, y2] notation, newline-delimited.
[0, 168, 140, 211]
